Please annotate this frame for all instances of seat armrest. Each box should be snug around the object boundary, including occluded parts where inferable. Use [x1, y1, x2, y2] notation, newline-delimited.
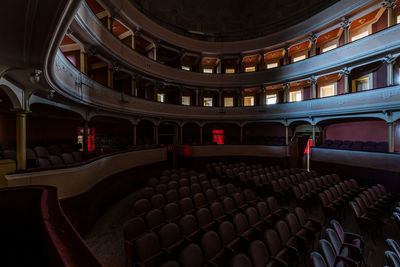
[336, 255, 358, 267]
[161, 248, 172, 256]
[282, 244, 299, 255]
[290, 233, 307, 246]
[344, 232, 364, 244]
[341, 244, 362, 260]
[270, 256, 288, 267]
[205, 259, 218, 267]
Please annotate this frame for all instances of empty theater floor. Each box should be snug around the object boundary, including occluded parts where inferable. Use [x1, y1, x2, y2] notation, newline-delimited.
[84, 169, 399, 267]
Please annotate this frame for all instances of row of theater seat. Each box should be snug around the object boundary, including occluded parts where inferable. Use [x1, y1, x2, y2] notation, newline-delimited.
[206, 161, 308, 190]
[317, 178, 363, 223]
[127, 194, 320, 266]
[349, 184, 393, 237]
[275, 173, 337, 203]
[319, 139, 389, 153]
[0, 143, 159, 170]
[310, 219, 364, 267]
[127, 165, 322, 266]
[293, 175, 345, 209]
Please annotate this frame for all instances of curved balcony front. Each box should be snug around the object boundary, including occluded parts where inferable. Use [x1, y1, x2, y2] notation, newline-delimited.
[48, 49, 400, 123]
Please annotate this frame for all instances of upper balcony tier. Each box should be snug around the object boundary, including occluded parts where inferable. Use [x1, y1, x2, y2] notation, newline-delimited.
[69, 3, 400, 88]
[98, 0, 379, 52]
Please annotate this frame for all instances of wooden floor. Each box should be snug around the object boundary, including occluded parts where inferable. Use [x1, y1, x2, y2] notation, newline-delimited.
[84, 179, 399, 267]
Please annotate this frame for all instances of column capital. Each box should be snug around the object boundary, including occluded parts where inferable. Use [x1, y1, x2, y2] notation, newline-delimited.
[284, 46, 290, 54]
[340, 17, 351, 29]
[340, 67, 351, 76]
[308, 32, 317, 43]
[381, 0, 395, 8]
[382, 54, 396, 64]
[308, 76, 317, 85]
[112, 62, 120, 73]
[283, 83, 290, 89]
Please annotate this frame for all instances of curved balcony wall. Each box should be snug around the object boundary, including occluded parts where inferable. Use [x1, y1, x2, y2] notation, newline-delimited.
[49, 49, 400, 123]
[5, 148, 167, 199]
[71, 4, 400, 88]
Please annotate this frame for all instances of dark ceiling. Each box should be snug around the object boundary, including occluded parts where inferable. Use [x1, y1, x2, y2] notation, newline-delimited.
[130, 0, 340, 42]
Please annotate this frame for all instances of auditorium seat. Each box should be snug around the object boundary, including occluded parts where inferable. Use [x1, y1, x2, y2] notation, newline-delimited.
[248, 240, 281, 267]
[245, 207, 269, 233]
[165, 190, 179, 203]
[179, 215, 202, 243]
[26, 148, 37, 163]
[179, 178, 189, 187]
[179, 198, 195, 215]
[387, 239, 400, 260]
[326, 228, 362, 263]
[215, 186, 227, 199]
[256, 201, 277, 225]
[218, 221, 242, 253]
[37, 158, 51, 168]
[147, 178, 159, 187]
[134, 199, 151, 217]
[123, 217, 147, 262]
[193, 193, 208, 209]
[160, 176, 170, 184]
[159, 223, 186, 256]
[33, 146, 49, 158]
[179, 243, 207, 267]
[230, 253, 252, 267]
[267, 197, 289, 219]
[294, 207, 321, 239]
[385, 251, 400, 267]
[286, 212, 315, 246]
[133, 233, 168, 267]
[48, 145, 62, 156]
[310, 251, 332, 267]
[210, 202, 230, 223]
[178, 187, 191, 198]
[233, 213, 255, 242]
[201, 231, 230, 267]
[61, 153, 75, 164]
[145, 209, 165, 232]
[141, 187, 155, 200]
[349, 201, 374, 235]
[164, 203, 181, 223]
[191, 184, 202, 195]
[223, 197, 240, 215]
[232, 192, 250, 211]
[168, 181, 179, 190]
[275, 220, 307, 255]
[264, 229, 297, 266]
[330, 220, 363, 253]
[319, 239, 357, 267]
[196, 208, 217, 231]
